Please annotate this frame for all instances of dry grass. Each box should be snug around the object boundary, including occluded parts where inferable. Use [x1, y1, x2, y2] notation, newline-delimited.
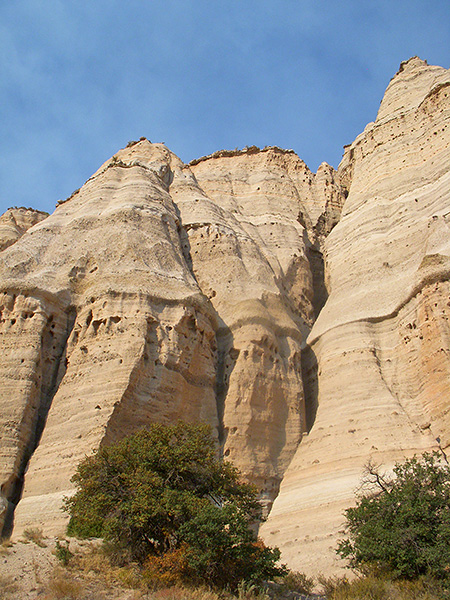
[70, 545, 126, 585]
[149, 587, 233, 600]
[275, 570, 315, 595]
[8, 536, 447, 600]
[61, 545, 146, 597]
[23, 526, 47, 547]
[317, 572, 448, 600]
[48, 546, 269, 600]
[42, 568, 84, 600]
[115, 564, 143, 589]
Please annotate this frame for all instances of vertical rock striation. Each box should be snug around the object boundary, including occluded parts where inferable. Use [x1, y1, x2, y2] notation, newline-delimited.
[1, 58, 449, 578]
[187, 149, 344, 505]
[1, 143, 220, 534]
[0, 140, 344, 536]
[261, 57, 450, 574]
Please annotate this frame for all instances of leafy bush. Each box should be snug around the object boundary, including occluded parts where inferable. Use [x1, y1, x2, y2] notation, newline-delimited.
[143, 544, 191, 588]
[65, 422, 286, 591]
[337, 452, 450, 583]
[178, 503, 285, 590]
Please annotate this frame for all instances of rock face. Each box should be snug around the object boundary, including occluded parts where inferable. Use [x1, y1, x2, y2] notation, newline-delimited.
[186, 149, 343, 504]
[0, 208, 48, 251]
[0, 58, 449, 575]
[261, 57, 450, 574]
[0, 141, 343, 537]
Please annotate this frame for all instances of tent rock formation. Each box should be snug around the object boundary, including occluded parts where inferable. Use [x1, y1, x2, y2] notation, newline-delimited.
[0, 57, 449, 575]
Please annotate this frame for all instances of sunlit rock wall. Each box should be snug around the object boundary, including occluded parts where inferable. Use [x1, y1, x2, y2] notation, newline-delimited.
[261, 57, 450, 575]
[1, 58, 449, 579]
[0, 141, 343, 536]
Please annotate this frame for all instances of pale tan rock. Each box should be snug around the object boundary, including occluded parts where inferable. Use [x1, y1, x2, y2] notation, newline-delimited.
[1, 140, 343, 536]
[261, 57, 450, 575]
[0, 207, 48, 251]
[1, 142, 220, 535]
[1, 58, 449, 582]
[187, 148, 344, 504]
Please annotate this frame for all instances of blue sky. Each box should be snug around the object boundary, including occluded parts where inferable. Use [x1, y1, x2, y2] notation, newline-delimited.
[0, 1, 449, 215]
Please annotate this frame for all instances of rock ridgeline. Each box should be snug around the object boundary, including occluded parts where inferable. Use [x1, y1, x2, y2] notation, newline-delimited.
[0, 57, 449, 575]
[0, 208, 48, 252]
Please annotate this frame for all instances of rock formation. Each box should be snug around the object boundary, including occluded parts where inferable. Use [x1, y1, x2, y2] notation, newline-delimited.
[0, 208, 48, 252]
[0, 57, 449, 575]
[261, 56, 450, 574]
[0, 140, 343, 538]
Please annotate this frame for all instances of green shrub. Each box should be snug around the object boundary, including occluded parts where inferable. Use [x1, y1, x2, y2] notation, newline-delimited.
[65, 422, 286, 591]
[178, 503, 286, 590]
[338, 452, 450, 583]
[54, 540, 74, 565]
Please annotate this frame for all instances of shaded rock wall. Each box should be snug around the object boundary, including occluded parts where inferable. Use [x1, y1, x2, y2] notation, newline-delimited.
[186, 149, 343, 505]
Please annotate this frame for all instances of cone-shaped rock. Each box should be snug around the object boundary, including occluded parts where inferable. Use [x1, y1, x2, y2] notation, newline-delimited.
[1, 58, 449, 578]
[261, 57, 450, 575]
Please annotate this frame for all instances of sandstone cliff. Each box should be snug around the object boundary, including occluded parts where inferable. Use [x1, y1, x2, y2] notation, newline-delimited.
[0, 57, 449, 576]
[261, 56, 450, 574]
[0, 140, 343, 537]
[0, 208, 48, 252]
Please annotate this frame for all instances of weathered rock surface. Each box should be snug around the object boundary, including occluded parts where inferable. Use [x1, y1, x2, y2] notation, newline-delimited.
[0, 143, 220, 535]
[186, 148, 343, 505]
[0, 57, 449, 578]
[0, 140, 343, 536]
[0, 207, 48, 251]
[260, 57, 450, 574]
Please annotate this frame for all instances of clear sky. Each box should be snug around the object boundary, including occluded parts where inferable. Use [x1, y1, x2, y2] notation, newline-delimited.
[1, 1, 449, 215]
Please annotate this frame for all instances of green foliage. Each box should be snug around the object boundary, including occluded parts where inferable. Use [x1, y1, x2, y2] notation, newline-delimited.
[337, 452, 450, 583]
[65, 422, 285, 590]
[178, 503, 287, 589]
[54, 540, 74, 565]
[236, 580, 270, 600]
